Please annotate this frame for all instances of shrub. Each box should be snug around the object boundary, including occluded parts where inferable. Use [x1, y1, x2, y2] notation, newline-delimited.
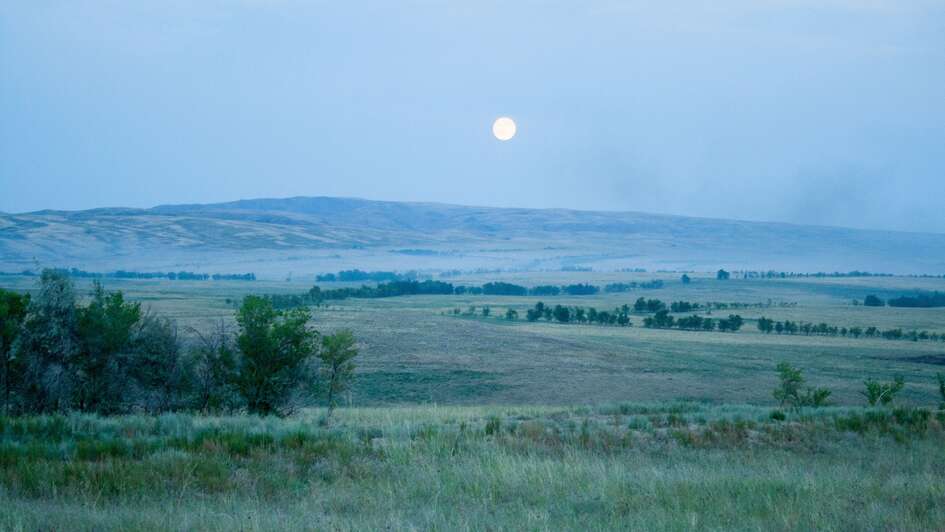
[861, 376, 905, 406]
[773, 362, 830, 410]
[485, 416, 502, 436]
[936, 373, 945, 409]
[235, 296, 319, 416]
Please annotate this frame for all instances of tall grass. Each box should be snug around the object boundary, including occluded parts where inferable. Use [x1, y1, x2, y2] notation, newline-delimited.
[2, 403, 944, 530]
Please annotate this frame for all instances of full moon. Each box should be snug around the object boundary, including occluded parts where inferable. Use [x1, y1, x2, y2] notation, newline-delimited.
[492, 117, 516, 141]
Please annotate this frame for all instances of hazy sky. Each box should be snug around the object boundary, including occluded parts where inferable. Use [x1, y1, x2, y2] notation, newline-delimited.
[2, 1, 944, 232]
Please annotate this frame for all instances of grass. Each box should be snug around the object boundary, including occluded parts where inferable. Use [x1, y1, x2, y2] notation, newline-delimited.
[2, 403, 944, 530]
[3, 272, 945, 528]
[3, 273, 945, 406]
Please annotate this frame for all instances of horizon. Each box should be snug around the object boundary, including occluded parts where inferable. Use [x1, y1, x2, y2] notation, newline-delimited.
[5, 193, 945, 236]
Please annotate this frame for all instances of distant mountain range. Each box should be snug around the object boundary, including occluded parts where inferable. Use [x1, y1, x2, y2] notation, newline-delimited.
[1, 196, 943, 277]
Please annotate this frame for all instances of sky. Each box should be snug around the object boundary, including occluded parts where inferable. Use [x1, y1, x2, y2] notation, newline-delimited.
[1, 1, 944, 233]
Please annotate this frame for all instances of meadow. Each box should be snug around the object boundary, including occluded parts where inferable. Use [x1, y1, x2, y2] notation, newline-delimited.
[3, 271, 942, 406]
[2, 403, 944, 530]
[2, 271, 945, 530]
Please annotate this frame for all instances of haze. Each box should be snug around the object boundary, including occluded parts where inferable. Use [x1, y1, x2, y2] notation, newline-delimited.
[1, 1, 943, 233]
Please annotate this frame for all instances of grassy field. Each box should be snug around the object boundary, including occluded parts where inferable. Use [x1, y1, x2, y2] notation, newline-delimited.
[2, 404, 944, 530]
[2, 272, 945, 529]
[2, 272, 944, 407]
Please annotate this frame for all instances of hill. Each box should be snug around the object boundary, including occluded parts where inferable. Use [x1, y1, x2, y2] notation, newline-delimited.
[1, 196, 943, 276]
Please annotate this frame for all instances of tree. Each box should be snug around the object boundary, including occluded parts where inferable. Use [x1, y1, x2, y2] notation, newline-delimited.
[773, 362, 831, 409]
[15, 270, 79, 413]
[757, 317, 774, 334]
[131, 313, 187, 413]
[189, 320, 239, 413]
[863, 295, 884, 307]
[235, 296, 319, 416]
[681, 274, 691, 284]
[773, 362, 803, 408]
[0, 289, 29, 414]
[320, 329, 358, 420]
[504, 308, 518, 320]
[552, 305, 571, 323]
[716, 269, 730, 280]
[73, 283, 142, 413]
[861, 376, 904, 406]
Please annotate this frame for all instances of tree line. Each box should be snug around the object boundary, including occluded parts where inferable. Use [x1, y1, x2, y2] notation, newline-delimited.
[2, 268, 255, 281]
[316, 269, 433, 283]
[474, 301, 746, 333]
[265, 280, 682, 309]
[0, 271, 357, 417]
[864, 292, 945, 308]
[756, 316, 945, 343]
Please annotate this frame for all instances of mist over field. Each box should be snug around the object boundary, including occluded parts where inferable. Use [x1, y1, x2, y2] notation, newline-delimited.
[3, 196, 945, 277]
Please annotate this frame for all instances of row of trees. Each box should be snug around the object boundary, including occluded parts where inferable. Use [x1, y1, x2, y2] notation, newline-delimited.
[11, 268, 256, 281]
[756, 317, 945, 342]
[864, 292, 945, 308]
[266, 280, 681, 309]
[524, 302, 633, 326]
[634, 298, 790, 314]
[0, 271, 357, 416]
[315, 269, 433, 283]
[643, 310, 744, 332]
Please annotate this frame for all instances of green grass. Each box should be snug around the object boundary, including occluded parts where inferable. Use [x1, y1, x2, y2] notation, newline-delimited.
[3, 273, 945, 407]
[2, 404, 944, 530]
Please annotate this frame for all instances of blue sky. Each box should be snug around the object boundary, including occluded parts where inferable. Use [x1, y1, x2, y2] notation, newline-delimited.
[1, 1, 943, 232]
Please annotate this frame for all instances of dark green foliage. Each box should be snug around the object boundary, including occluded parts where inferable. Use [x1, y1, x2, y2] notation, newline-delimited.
[773, 362, 831, 410]
[0, 289, 29, 414]
[716, 269, 730, 280]
[634, 297, 666, 312]
[937, 373, 945, 408]
[72, 283, 142, 413]
[552, 305, 571, 323]
[236, 296, 319, 416]
[485, 416, 501, 435]
[481, 282, 528, 296]
[670, 301, 700, 312]
[320, 330, 359, 419]
[716, 315, 744, 332]
[562, 284, 599, 296]
[773, 363, 803, 408]
[864, 294, 885, 307]
[757, 317, 774, 333]
[189, 321, 240, 413]
[15, 270, 80, 413]
[129, 314, 189, 413]
[681, 274, 691, 284]
[861, 376, 905, 406]
[504, 309, 518, 320]
[769, 410, 786, 421]
[529, 285, 560, 296]
[887, 291, 945, 308]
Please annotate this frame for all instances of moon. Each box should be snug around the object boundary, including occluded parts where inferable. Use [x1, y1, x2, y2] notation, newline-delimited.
[492, 117, 516, 141]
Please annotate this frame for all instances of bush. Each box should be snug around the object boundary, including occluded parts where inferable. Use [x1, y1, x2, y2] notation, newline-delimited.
[861, 376, 905, 406]
[773, 362, 830, 410]
[235, 296, 319, 415]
